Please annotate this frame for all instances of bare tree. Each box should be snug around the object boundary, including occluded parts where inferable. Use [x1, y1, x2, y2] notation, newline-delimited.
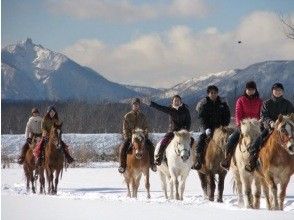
[280, 15, 294, 40]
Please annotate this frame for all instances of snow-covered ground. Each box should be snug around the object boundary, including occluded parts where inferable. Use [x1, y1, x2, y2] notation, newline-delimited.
[1, 163, 294, 220]
[1, 133, 294, 219]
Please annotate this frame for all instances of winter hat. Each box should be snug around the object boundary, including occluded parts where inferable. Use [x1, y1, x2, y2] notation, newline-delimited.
[245, 81, 257, 90]
[47, 105, 57, 113]
[132, 98, 141, 105]
[272, 83, 284, 91]
[207, 85, 219, 94]
[31, 108, 39, 114]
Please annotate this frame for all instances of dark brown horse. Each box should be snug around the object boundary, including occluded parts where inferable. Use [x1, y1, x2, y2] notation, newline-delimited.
[258, 114, 294, 210]
[45, 122, 64, 195]
[123, 129, 150, 198]
[23, 136, 45, 194]
[198, 126, 234, 202]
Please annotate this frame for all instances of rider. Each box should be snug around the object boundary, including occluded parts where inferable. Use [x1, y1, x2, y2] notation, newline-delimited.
[245, 82, 294, 172]
[193, 85, 231, 170]
[118, 98, 157, 174]
[17, 108, 42, 164]
[221, 81, 263, 169]
[34, 105, 74, 166]
[149, 95, 192, 166]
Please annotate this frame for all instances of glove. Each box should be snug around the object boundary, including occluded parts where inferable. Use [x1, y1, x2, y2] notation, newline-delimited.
[26, 138, 32, 144]
[205, 128, 212, 136]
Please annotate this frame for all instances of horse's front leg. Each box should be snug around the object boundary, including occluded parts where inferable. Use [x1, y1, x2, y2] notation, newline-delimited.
[266, 176, 278, 210]
[217, 172, 226, 203]
[144, 169, 150, 199]
[207, 173, 215, 201]
[260, 178, 271, 210]
[168, 176, 174, 199]
[179, 174, 188, 201]
[198, 172, 208, 199]
[279, 177, 290, 211]
[53, 169, 61, 195]
[241, 175, 253, 209]
[30, 169, 36, 194]
[253, 176, 261, 209]
[159, 171, 168, 199]
[39, 167, 45, 194]
[233, 169, 244, 207]
[170, 173, 179, 200]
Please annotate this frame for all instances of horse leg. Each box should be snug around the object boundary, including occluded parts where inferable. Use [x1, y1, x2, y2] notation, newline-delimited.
[279, 177, 290, 211]
[253, 177, 261, 209]
[30, 168, 36, 194]
[266, 176, 278, 210]
[134, 174, 142, 198]
[131, 176, 136, 198]
[169, 176, 174, 199]
[207, 173, 215, 201]
[39, 167, 45, 194]
[217, 172, 226, 203]
[233, 169, 244, 207]
[260, 178, 271, 210]
[159, 171, 168, 199]
[179, 175, 187, 201]
[240, 175, 253, 209]
[124, 174, 131, 198]
[171, 174, 179, 200]
[144, 169, 150, 199]
[46, 168, 53, 194]
[54, 169, 61, 195]
[24, 166, 30, 192]
[198, 172, 208, 199]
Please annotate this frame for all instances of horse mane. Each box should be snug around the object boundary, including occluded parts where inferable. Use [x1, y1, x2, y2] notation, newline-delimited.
[132, 128, 145, 143]
[212, 126, 234, 144]
[174, 129, 191, 140]
[240, 118, 260, 137]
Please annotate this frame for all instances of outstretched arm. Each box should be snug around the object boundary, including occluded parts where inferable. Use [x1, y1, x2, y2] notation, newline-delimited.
[150, 101, 173, 115]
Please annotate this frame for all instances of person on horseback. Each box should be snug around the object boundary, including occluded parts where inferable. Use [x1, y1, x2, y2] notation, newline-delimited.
[17, 108, 42, 164]
[147, 95, 192, 166]
[221, 81, 263, 169]
[118, 98, 157, 174]
[34, 105, 74, 166]
[193, 85, 231, 170]
[245, 82, 294, 172]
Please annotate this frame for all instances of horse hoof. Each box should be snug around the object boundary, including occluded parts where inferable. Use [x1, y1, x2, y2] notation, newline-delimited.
[217, 199, 223, 203]
[209, 197, 214, 202]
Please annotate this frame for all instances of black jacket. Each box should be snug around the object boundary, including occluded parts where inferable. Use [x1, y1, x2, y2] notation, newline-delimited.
[261, 96, 294, 128]
[196, 96, 231, 131]
[150, 101, 191, 132]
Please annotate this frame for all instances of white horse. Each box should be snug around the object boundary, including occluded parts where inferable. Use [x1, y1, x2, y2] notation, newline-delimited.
[231, 118, 262, 209]
[156, 129, 195, 200]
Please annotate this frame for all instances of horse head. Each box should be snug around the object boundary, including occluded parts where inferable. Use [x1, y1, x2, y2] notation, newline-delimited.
[173, 129, 191, 162]
[240, 118, 261, 138]
[275, 114, 294, 155]
[131, 128, 146, 159]
[50, 122, 63, 149]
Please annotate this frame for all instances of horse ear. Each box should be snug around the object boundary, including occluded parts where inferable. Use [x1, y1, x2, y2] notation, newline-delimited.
[174, 131, 179, 136]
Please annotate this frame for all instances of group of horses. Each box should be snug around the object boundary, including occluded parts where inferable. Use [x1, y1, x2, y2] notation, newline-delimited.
[23, 123, 64, 195]
[124, 114, 294, 211]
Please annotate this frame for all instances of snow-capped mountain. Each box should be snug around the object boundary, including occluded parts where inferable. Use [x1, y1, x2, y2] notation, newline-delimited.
[152, 60, 294, 105]
[124, 85, 163, 96]
[1, 38, 143, 102]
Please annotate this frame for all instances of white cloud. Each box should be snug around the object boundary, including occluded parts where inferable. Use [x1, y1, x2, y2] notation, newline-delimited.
[63, 11, 294, 87]
[47, 0, 210, 23]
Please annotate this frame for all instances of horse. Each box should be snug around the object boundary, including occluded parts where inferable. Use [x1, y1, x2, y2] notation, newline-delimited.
[156, 129, 195, 200]
[44, 122, 64, 195]
[257, 114, 294, 210]
[231, 118, 262, 209]
[123, 128, 150, 198]
[198, 126, 234, 202]
[23, 135, 45, 194]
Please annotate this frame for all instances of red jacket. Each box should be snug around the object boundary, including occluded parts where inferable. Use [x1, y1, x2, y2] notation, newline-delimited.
[235, 95, 263, 127]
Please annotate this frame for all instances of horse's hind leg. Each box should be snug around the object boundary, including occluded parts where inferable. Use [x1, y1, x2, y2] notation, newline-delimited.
[198, 172, 208, 199]
[159, 171, 168, 199]
[217, 172, 226, 203]
[144, 170, 150, 199]
[207, 173, 216, 201]
[279, 177, 290, 211]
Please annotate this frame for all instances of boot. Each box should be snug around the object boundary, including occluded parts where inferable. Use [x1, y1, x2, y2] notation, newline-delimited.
[118, 139, 130, 173]
[17, 142, 30, 165]
[191, 133, 206, 170]
[155, 132, 174, 166]
[245, 153, 258, 172]
[220, 152, 233, 170]
[146, 139, 157, 172]
[62, 142, 74, 164]
[192, 153, 203, 170]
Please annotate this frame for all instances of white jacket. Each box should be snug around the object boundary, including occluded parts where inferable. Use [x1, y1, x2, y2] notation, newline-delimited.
[25, 116, 42, 139]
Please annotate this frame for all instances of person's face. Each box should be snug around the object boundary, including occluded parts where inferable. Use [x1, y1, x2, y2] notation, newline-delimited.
[132, 103, 140, 111]
[208, 90, 218, 101]
[272, 88, 284, 98]
[246, 88, 256, 96]
[172, 97, 182, 107]
[32, 112, 39, 117]
[49, 110, 56, 118]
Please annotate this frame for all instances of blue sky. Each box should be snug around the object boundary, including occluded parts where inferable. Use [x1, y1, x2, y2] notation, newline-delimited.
[2, 0, 294, 87]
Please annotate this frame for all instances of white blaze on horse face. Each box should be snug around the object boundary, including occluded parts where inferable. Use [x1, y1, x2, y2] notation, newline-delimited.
[285, 123, 294, 154]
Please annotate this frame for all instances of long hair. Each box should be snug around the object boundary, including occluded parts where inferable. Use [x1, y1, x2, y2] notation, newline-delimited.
[44, 111, 59, 121]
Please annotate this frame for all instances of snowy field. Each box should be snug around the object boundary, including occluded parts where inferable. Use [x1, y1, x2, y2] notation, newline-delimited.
[1, 134, 294, 220]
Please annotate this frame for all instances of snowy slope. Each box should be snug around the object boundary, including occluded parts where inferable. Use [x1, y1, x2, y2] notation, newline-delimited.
[1, 39, 143, 102]
[1, 165, 294, 220]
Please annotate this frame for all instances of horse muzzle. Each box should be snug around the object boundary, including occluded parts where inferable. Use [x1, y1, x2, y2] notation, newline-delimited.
[135, 152, 143, 159]
[180, 150, 190, 162]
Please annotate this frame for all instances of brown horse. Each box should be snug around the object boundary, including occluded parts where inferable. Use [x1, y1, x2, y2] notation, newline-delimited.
[258, 114, 294, 210]
[198, 126, 234, 202]
[123, 129, 150, 198]
[23, 136, 45, 194]
[45, 122, 64, 195]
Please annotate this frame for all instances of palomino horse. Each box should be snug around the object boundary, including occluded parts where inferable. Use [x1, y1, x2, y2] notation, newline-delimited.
[45, 123, 64, 195]
[23, 136, 45, 194]
[123, 129, 150, 198]
[156, 129, 195, 200]
[198, 126, 234, 202]
[231, 118, 261, 209]
[258, 114, 294, 210]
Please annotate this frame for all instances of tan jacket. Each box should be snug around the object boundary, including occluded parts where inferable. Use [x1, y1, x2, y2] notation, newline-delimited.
[123, 110, 148, 140]
[41, 117, 59, 137]
[25, 116, 42, 139]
